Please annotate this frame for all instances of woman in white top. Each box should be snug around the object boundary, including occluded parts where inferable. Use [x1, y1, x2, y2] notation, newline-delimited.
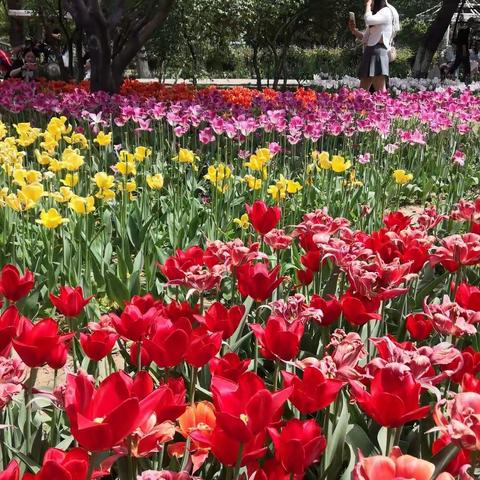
[349, 0, 400, 92]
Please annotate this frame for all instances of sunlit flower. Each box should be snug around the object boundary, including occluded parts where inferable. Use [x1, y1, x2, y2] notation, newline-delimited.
[146, 173, 164, 190]
[93, 172, 115, 190]
[393, 169, 413, 185]
[20, 183, 45, 204]
[115, 160, 136, 176]
[173, 148, 198, 169]
[36, 208, 68, 229]
[61, 147, 84, 171]
[46, 116, 71, 141]
[64, 132, 89, 149]
[312, 150, 331, 170]
[94, 131, 112, 147]
[331, 155, 351, 173]
[61, 173, 79, 187]
[243, 174, 262, 191]
[233, 214, 250, 230]
[134, 146, 152, 161]
[50, 187, 73, 203]
[69, 195, 95, 214]
[34, 150, 53, 166]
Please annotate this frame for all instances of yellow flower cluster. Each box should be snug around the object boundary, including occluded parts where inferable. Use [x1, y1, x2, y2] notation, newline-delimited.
[173, 148, 199, 171]
[267, 174, 302, 201]
[310, 151, 351, 173]
[0, 117, 160, 229]
[204, 163, 232, 193]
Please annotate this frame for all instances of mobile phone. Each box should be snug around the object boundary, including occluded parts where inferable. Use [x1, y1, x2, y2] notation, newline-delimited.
[349, 11, 356, 22]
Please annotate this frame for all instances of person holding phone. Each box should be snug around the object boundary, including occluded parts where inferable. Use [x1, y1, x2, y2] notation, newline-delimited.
[9, 50, 40, 81]
[349, 0, 400, 92]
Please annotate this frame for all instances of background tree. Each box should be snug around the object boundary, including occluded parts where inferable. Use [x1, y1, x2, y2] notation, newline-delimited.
[65, 0, 175, 92]
[412, 0, 463, 77]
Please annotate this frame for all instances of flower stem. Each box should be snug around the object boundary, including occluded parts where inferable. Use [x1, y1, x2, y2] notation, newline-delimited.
[232, 443, 244, 479]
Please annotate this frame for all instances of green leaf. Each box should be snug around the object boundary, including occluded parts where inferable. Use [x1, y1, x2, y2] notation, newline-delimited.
[106, 272, 130, 305]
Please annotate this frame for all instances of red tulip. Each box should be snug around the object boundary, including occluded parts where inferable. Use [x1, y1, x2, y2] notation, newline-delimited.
[309, 294, 342, 326]
[185, 327, 222, 368]
[0, 460, 19, 480]
[300, 249, 323, 272]
[13, 318, 73, 369]
[65, 370, 168, 451]
[110, 304, 159, 341]
[250, 317, 304, 361]
[192, 427, 265, 469]
[199, 302, 245, 340]
[0, 305, 24, 356]
[350, 363, 430, 427]
[159, 245, 205, 282]
[79, 330, 118, 361]
[144, 317, 191, 368]
[406, 314, 433, 341]
[236, 262, 283, 302]
[296, 268, 314, 286]
[268, 419, 326, 476]
[129, 342, 152, 368]
[49, 286, 93, 317]
[209, 353, 250, 382]
[0, 264, 34, 302]
[455, 283, 480, 311]
[211, 372, 291, 443]
[430, 233, 480, 272]
[22, 447, 89, 480]
[250, 458, 290, 480]
[384, 211, 411, 232]
[282, 367, 343, 414]
[245, 200, 281, 235]
[340, 291, 381, 326]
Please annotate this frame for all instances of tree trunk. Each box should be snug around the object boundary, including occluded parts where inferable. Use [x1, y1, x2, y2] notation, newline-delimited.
[6, 0, 24, 48]
[67, 0, 175, 93]
[251, 42, 262, 89]
[412, 0, 461, 78]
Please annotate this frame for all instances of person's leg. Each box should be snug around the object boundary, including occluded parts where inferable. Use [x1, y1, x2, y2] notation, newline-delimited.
[463, 54, 471, 84]
[360, 77, 373, 91]
[372, 75, 387, 92]
[448, 53, 462, 74]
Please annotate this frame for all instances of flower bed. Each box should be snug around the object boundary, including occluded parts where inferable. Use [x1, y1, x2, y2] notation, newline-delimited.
[0, 80, 479, 479]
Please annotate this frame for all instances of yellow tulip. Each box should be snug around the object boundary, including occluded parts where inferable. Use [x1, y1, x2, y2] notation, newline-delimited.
[115, 161, 136, 176]
[61, 147, 84, 171]
[46, 116, 71, 141]
[173, 148, 198, 168]
[93, 172, 115, 190]
[61, 173, 79, 187]
[94, 131, 112, 147]
[0, 121, 7, 140]
[233, 213, 250, 230]
[312, 151, 332, 170]
[393, 169, 413, 185]
[96, 189, 116, 201]
[48, 159, 64, 173]
[118, 180, 137, 193]
[243, 175, 262, 191]
[69, 195, 95, 214]
[40, 131, 59, 154]
[146, 173, 164, 190]
[134, 146, 152, 161]
[331, 155, 351, 173]
[35, 150, 54, 166]
[50, 186, 73, 203]
[119, 150, 135, 162]
[21, 183, 44, 203]
[36, 208, 68, 229]
[64, 132, 88, 149]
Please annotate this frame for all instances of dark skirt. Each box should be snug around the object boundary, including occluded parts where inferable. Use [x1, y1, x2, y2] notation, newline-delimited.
[358, 43, 389, 78]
